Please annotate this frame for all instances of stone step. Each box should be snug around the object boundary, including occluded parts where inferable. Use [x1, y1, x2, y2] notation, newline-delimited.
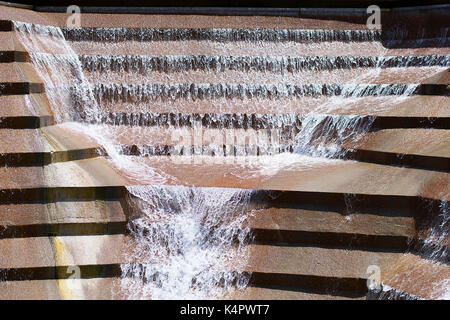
[2, 95, 449, 129]
[0, 235, 128, 271]
[88, 124, 450, 156]
[56, 124, 446, 170]
[0, 115, 53, 128]
[0, 279, 375, 300]
[226, 286, 364, 300]
[5, 52, 447, 70]
[0, 278, 122, 300]
[11, 32, 448, 57]
[89, 83, 450, 100]
[247, 207, 414, 250]
[0, 200, 126, 238]
[0, 50, 27, 62]
[2, 123, 449, 169]
[0, 62, 41, 83]
[0, 234, 401, 297]
[84, 96, 450, 118]
[88, 113, 450, 130]
[0, 157, 125, 189]
[124, 156, 450, 201]
[0, 94, 51, 118]
[341, 129, 450, 171]
[0, 126, 102, 166]
[3, 81, 448, 96]
[0, 14, 381, 31]
[0, 82, 43, 94]
[83, 65, 449, 85]
[0, 155, 448, 200]
[381, 253, 450, 300]
[346, 129, 450, 159]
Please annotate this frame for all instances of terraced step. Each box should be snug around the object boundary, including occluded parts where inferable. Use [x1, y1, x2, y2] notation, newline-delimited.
[0, 82, 43, 94]
[0, 235, 128, 271]
[83, 95, 450, 118]
[381, 253, 450, 299]
[0, 155, 448, 200]
[0, 62, 41, 83]
[1, 8, 448, 301]
[0, 94, 51, 119]
[2, 119, 449, 169]
[4, 51, 448, 70]
[0, 278, 121, 300]
[226, 286, 364, 300]
[11, 32, 448, 58]
[342, 129, 450, 171]
[2, 95, 449, 129]
[83, 64, 449, 85]
[244, 244, 402, 297]
[3, 81, 447, 97]
[0, 200, 126, 238]
[0, 126, 101, 166]
[0, 15, 383, 31]
[0, 234, 402, 297]
[125, 156, 450, 201]
[90, 83, 449, 100]
[248, 207, 414, 250]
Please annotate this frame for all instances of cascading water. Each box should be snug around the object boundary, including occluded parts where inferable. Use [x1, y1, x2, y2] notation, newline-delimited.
[13, 21, 257, 299]
[12, 19, 449, 299]
[120, 186, 254, 299]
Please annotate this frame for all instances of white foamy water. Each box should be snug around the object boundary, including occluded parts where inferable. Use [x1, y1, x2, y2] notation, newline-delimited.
[120, 185, 254, 300]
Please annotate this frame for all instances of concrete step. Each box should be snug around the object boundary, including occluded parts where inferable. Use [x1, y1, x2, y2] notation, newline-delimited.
[2, 95, 449, 129]
[0, 278, 122, 300]
[0, 82, 43, 94]
[247, 207, 414, 250]
[345, 129, 450, 159]
[3, 81, 447, 96]
[124, 156, 450, 201]
[0, 155, 448, 200]
[82, 96, 450, 118]
[226, 286, 364, 300]
[0, 14, 382, 31]
[341, 129, 450, 171]
[0, 200, 126, 238]
[0, 94, 51, 118]
[11, 33, 447, 57]
[2, 120, 449, 169]
[0, 62, 41, 83]
[0, 157, 125, 189]
[89, 83, 449, 100]
[84, 65, 449, 85]
[0, 278, 369, 300]
[0, 126, 102, 166]
[5, 51, 448, 70]
[0, 235, 128, 271]
[381, 253, 450, 299]
[0, 234, 401, 297]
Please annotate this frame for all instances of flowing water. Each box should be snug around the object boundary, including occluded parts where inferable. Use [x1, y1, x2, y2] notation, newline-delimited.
[12, 20, 449, 299]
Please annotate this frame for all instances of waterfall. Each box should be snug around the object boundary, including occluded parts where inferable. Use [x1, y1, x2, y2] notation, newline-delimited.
[12, 19, 449, 299]
[13, 20, 256, 299]
[119, 186, 254, 299]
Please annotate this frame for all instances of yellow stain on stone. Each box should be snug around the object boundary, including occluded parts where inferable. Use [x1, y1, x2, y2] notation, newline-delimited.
[52, 237, 85, 300]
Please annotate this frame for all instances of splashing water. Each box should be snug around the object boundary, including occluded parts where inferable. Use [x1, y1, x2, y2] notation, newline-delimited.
[120, 185, 254, 300]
